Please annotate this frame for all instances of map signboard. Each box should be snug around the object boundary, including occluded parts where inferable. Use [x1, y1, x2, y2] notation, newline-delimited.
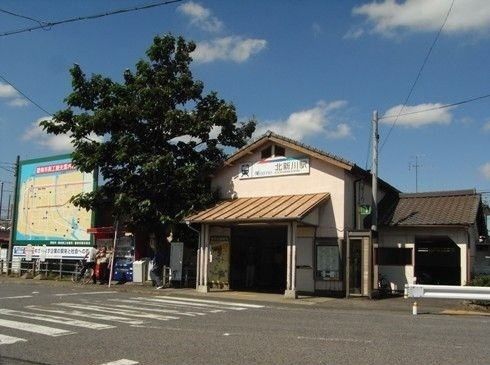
[13, 154, 95, 247]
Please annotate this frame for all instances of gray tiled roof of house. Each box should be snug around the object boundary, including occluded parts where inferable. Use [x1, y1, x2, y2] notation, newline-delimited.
[380, 189, 481, 226]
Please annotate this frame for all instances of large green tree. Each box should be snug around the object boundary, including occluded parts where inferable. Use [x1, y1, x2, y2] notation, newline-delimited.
[41, 34, 255, 234]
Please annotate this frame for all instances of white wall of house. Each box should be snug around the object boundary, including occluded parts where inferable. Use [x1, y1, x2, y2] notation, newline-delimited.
[379, 227, 471, 289]
[212, 143, 348, 239]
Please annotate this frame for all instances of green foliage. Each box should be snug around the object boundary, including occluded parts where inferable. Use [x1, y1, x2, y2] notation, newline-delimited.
[468, 275, 490, 307]
[468, 275, 490, 287]
[41, 34, 255, 232]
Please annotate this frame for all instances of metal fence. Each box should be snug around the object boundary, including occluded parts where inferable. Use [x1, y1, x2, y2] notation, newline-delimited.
[0, 258, 78, 279]
[0, 258, 196, 288]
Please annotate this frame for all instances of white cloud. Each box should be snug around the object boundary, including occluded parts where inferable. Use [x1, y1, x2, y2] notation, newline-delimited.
[256, 100, 352, 141]
[312, 22, 323, 37]
[381, 103, 453, 128]
[193, 36, 267, 63]
[353, 0, 490, 36]
[479, 162, 490, 180]
[8, 98, 29, 107]
[177, 1, 223, 32]
[0, 83, 18, 98]
[0, 82, 28, 107]
[343, 27, 364, 39]
[483, 120, 490, 132]
[23, 117, 102, 152]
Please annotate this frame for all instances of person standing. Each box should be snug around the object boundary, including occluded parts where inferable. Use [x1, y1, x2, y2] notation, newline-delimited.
[149, 231, 172, 289]
[79, 244, 98, 284]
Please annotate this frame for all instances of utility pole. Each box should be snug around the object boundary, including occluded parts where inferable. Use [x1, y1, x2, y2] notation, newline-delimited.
[409, 156, 423, 193]
[371, 110, 379, 232]
[7, 155, 20, 274]
[0, 181, 3, 220]
[7, 194, 11, 220]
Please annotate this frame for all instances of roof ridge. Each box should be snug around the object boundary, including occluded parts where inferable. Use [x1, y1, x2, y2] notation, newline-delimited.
[225, 130, 355, 167]
[400, 189, 477, 198]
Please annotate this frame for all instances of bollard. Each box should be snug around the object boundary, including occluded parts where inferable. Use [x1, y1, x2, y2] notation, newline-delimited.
[412, 301, 418, 315]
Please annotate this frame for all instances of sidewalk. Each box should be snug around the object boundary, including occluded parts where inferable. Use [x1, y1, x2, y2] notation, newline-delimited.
[1, 275, 488, 316]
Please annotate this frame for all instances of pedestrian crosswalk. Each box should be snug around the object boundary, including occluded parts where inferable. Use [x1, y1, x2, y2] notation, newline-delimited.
[0, 295, 265, 349]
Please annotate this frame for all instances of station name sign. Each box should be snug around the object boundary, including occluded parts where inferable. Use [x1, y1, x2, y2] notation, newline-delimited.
[239, 156, 310, 179]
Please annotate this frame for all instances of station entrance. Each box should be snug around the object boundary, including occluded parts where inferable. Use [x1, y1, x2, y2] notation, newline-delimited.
[230, 226, 287, 293]
[415, 236, 461, 285]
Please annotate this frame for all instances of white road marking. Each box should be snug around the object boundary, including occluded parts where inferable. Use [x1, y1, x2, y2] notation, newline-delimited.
[104, 302, 198, 317]
[26, 306, 145, 326]
[0, 308, 115, 330]
[164, 296, 265, 308]
[56, 303, 179, 321]
[128, 297, 220, 313]
[0, 334, 27, 345]
[0, 295, 33, 300]
[132, 297, 243, 311]
[107, 299, 206, 316]
[0, 318, 75, 337]
[98, 359, 139, 365]
[54, 291, 118, 297]
[297, 336, 372, 344]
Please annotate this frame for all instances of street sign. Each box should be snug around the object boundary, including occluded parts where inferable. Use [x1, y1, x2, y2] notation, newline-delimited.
[359, 205, 371, 215]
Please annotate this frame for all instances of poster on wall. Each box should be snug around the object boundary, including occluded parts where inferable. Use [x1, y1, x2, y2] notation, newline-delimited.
[208, 235, 230, 288]
[239, 156, 309, 179]
[13, 154, 95, 248]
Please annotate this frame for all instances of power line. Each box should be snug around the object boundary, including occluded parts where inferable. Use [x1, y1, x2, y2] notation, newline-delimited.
[0, 0, 184, 37]
[380, 0, 455, 152]
[0, 8, 48, 27]
[0, 73, 52, 115]
[379, 92, 490, 120]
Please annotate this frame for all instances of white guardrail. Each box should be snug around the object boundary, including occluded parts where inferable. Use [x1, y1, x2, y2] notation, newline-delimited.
[404, 284, 490, 301]
[405, 284, 490, 315]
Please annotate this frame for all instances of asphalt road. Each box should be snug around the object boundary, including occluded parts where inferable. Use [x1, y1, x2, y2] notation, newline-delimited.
[0, 281, 488, 365]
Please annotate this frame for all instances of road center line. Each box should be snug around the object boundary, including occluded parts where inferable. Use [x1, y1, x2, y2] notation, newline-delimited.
[0, 295, 33, 300]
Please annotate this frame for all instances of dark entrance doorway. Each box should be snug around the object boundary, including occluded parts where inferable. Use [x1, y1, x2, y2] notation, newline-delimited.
[230, 226, 287, 293]
[349, 239, 362, 295]
[415, 236, 461, 285]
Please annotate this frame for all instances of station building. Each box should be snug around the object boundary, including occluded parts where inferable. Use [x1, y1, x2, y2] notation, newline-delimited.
[186, 132, 487, 298]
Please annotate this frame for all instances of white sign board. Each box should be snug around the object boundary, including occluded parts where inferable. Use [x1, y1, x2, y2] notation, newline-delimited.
[13, 245, 90, 260]
[239, 156, 309, 179]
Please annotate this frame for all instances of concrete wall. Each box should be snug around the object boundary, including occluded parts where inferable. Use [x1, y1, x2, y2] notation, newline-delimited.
[378, 227, 470, 289]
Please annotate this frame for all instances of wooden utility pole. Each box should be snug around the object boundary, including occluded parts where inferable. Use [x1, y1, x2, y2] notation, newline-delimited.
[371, 110, 379, 232]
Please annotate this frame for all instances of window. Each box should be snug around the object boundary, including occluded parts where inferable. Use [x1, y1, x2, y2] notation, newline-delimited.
[275, 145, 285, 156]
[375, 248, 412, 266]
[316, 241, 341, 280]
[261, 146, 272, 159]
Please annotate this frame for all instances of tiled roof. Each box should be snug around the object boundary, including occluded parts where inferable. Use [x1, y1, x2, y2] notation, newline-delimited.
[380, 189, 481, 227]
[186, 193, 330, 224]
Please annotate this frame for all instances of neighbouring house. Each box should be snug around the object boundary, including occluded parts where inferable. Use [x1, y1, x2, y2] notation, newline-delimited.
[377, 190, 487, 290]
[185, 132, 488, 298]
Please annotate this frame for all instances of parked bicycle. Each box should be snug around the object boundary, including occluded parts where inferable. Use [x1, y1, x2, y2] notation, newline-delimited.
[71, 259, 94, 285]
[377, 274, 392, 298]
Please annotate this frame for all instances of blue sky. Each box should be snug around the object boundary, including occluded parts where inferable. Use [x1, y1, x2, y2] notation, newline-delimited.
[0, 0, 489, 211]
